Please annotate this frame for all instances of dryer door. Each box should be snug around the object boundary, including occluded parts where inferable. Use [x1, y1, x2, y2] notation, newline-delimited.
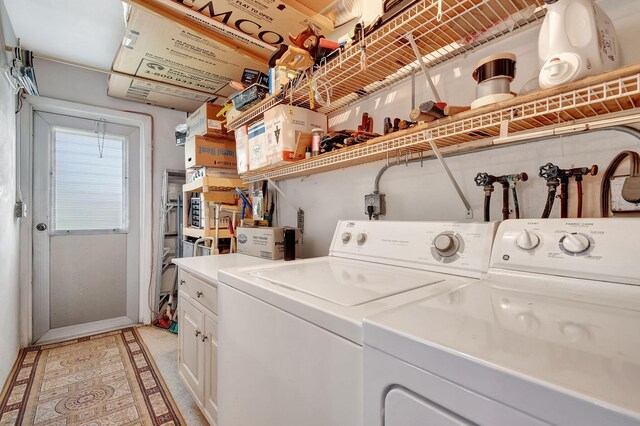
[385, 388, 475, 426]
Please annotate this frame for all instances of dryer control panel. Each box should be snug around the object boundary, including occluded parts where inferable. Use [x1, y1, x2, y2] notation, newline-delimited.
[491, 218, 640, 285]
[329, 221, 498, 278]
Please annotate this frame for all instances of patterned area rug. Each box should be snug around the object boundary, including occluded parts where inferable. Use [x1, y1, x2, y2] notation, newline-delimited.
[0, 327, 185, 425]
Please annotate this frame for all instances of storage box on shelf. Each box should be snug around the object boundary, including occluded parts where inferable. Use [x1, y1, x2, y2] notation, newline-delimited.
[239, 65, 640, 183]
[182, 176, 248, 254]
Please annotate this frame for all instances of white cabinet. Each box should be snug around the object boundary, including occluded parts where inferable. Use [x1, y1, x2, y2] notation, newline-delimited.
[177, 269, 219, 425]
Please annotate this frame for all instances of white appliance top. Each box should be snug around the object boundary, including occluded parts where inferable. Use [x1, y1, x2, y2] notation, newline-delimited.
[364, 218, 640, 425]
[249, 258, 442, 306]
[219, 220, 498, 344]
[172, 253, 275, 284]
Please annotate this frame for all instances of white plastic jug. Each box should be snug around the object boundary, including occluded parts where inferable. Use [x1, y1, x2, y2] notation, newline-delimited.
[538, 0, 618, 89]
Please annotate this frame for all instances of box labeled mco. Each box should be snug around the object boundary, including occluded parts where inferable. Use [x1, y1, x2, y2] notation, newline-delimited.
[264, 105, 327, 166]
[185, 136, 237, 169]
[236, 227, 301, 260]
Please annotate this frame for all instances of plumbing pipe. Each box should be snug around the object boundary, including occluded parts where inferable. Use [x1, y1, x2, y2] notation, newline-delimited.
[372, 126, 640, 218]
[501, 181, 510, 220]
[576, 179, 583, 218]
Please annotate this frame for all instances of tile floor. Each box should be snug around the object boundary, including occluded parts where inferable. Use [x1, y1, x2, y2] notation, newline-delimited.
[138, 325, 208, 425]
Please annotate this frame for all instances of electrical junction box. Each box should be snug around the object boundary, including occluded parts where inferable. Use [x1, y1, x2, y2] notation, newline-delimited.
[611, 177, 640, 212]
[364, 193, 386, 219]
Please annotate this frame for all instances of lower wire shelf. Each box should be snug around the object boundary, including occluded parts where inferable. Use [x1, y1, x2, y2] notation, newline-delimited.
[240, 64, 640, 183]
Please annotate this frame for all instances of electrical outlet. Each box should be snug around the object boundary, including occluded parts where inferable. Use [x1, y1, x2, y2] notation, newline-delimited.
[364, 193, 386, 219]
[611, 178, 640, 212]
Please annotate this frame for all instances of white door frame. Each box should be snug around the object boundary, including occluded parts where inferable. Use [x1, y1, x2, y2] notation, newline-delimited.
[18, 95, 153, 346]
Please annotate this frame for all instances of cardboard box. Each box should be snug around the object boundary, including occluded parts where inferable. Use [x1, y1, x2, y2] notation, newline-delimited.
[107, 74, 216, 113]
[234, 125, 249, 174]
[185, 136, 237, 169]
[187, 103, 227, 137]
[248, 120, 268, 171]
[112, 8, 266, 100]
[125, 1, 334, 62]
[264, 105, 327, 166]
[186, 166, 239, 183]
[236, 227, 302, 260]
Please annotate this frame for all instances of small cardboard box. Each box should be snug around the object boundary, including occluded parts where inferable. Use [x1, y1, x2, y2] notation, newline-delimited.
[248, 120, 268, 171]
[185, 136, 237, 169]
[234, 125, 249, 174]
[264, 105, 327, 166]
[187, 103, 227, 137]
[236, 227, 302, 260]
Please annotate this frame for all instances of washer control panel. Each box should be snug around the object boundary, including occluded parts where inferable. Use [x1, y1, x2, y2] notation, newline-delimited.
[329, 220, 498, 278]
[491, 219, 640, 285]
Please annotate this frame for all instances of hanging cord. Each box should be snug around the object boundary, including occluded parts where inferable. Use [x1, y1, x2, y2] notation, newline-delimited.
[95, 118, 106, 158]
[600, 150, 640, 217]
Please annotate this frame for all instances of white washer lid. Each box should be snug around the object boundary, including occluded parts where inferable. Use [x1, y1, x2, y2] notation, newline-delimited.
[249, 258, 442, 306]
[364, 273, 640, 425]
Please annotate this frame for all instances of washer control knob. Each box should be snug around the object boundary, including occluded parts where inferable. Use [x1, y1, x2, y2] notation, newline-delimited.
[560, 233, 590, 254]
[516, 229, 540, 250]
[341, 232, 352, 243]
[356, 233, 367, 245]
[433, 233, 460, 257]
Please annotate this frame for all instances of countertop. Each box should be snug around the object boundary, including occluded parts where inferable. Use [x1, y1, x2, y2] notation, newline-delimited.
[172, 253, 277, 284]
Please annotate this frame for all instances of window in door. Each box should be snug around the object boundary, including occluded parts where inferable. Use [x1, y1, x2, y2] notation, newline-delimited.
[52, 128, 128, 232]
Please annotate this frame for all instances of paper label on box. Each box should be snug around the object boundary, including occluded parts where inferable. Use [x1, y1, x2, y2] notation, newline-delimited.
[207, 119, 223, 130]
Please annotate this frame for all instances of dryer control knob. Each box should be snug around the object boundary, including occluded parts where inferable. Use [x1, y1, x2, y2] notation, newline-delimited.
[516, 229, 540, 250]
[560, 233, 590, 254]
[341, 232, 352, 243]
[433, 233, 460, 257]
[356, 233, 367, 245]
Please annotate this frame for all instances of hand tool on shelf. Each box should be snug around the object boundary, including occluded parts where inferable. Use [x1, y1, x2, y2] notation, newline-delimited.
[410, 101, 471, 122]
[235, 188, 253, 221]
[475, 172, 528, 221]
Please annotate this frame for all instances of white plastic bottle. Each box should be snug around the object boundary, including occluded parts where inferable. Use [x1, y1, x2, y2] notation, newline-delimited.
[538, 0, 619, 89]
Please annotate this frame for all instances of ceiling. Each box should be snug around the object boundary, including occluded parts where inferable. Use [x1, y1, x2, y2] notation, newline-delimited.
[4, 0, 126, 70]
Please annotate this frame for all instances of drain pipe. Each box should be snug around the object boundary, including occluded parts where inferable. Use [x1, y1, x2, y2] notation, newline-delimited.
[372, 125, 640, 216]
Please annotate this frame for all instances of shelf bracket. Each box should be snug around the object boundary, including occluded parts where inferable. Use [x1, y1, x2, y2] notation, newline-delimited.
[406, 32, 441, 103]
[426, 136, 473, 219]
[267, 178, 305, 240]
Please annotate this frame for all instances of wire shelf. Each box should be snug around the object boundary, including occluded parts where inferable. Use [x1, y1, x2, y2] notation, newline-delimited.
[240, 66, 640, 183]
[225, 0, 546, 129]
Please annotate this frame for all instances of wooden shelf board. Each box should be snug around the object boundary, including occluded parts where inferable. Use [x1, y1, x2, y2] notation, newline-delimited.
[183, 176, 247, 193]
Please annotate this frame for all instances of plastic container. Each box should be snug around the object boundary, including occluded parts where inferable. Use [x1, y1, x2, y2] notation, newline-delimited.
[230, 84, 269, 111]
[538, 0, 618, 89]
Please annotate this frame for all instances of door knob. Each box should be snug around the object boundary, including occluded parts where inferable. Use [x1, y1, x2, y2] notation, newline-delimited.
[36, 223, 47, 231]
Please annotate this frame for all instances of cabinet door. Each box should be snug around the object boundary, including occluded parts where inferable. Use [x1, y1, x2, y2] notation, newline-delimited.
[203, 313, 218, 425]
[178, 296, 205, 406]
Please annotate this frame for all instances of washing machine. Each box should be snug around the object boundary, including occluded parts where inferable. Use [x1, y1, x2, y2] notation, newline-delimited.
[364, 218, 640, 426]
[217, 220, 498, 426]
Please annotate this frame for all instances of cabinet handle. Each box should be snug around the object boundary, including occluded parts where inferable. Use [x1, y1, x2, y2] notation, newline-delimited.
[196, 291, 203, 298]
[180, 279, 185, 286]
[201, 335, 208, 342]
[195, 330, 201, 337]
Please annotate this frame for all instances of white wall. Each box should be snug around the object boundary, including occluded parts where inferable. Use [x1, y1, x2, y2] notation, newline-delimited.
[0, 0, 20, 387]
[34, 59, 187, 323]
[277, 0, 640, 258]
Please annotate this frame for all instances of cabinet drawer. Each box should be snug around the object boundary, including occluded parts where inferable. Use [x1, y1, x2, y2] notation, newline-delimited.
[178, 269, 218, 313]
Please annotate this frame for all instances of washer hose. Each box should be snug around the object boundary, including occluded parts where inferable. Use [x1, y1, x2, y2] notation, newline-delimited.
[483, 190, 492, 222]
[512, 184, 521, 219]
[559, 178, 569, 218]
[541, 182, 558, 218]
[576, 178, 583, 218]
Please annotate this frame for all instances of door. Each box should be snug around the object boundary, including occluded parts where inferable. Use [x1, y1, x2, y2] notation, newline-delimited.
[178, 296, 205, 405]
[203, 312, 218, 424]
[32, 111, 141, 343]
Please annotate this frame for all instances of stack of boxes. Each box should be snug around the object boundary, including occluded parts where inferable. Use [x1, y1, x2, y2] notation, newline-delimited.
[236, 105, 327, 174]
[185, 102, 240, 232]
